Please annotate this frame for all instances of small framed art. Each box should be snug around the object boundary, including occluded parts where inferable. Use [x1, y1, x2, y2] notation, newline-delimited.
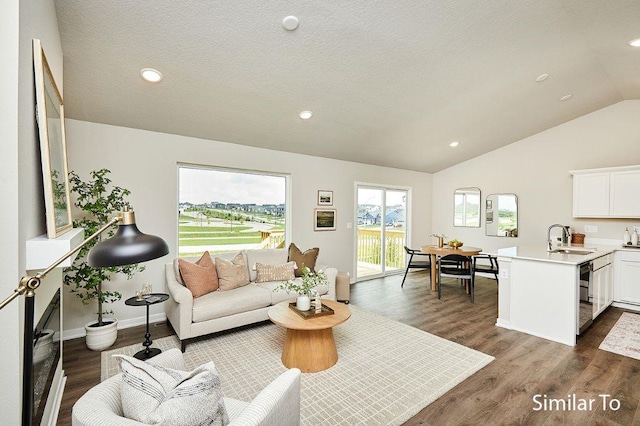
[317, 190, 333, 206]
[314, 208, 336, 231]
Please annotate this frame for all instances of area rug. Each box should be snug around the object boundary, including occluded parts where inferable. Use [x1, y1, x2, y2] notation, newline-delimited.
[102, 305, 493, 425]
[599, 312, 640, 360]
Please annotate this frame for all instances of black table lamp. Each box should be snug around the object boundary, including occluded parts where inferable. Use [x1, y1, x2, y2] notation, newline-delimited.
[0, 209, 169, 426]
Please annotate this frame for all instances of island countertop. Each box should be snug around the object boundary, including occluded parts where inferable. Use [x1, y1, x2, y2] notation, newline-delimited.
[493, 244, 622, 265]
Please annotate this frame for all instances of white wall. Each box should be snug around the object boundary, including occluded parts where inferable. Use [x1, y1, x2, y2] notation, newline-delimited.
[0, 0, 22, 422]
[432, 101, 640, 253]
[0, 0, 63, 423]
[64, 120, 433, 332]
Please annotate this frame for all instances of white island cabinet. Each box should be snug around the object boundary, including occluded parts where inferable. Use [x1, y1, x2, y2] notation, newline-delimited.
[591, 254, 613, 319]
[496, 245, 617, 347]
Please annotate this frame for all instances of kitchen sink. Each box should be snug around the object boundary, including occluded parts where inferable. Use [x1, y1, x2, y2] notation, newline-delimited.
[548, 248, 596, 255]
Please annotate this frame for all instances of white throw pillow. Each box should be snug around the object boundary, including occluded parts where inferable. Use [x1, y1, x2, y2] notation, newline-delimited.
[115, 354, 229, 426]
[255, 261, 296, 283]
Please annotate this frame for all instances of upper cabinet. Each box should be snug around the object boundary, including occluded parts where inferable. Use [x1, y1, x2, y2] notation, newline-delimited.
[571, 165, 640, 218]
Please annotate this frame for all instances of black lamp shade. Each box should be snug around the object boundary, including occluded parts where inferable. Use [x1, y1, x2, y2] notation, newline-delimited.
[88, 223, 169, 267]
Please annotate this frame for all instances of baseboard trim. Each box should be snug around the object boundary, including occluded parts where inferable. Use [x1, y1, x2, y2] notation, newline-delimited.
[63, 313, 167, 341]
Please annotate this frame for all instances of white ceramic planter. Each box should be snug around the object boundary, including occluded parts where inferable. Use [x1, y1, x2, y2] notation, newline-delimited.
[84, 318, 118, 351]
[296, 295, 311, 311]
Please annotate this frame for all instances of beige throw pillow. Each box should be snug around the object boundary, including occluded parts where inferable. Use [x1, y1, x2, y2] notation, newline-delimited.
[215, 252, 250, 291]
[288, 243, 319, 277]
[115, 354, 229, 426]
[177, 252, 219, 298]
[255, 261, 296, 283]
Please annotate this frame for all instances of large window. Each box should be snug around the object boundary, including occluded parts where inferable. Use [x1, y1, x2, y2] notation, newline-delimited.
[178, 165, 287, 257]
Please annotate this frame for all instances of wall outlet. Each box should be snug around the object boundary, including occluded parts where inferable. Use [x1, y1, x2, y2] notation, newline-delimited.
[584, 225, 598, 233]
[500, 269, 509, 279]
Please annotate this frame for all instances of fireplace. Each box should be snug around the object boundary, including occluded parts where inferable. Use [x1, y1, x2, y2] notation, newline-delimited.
[32, 289, 61, 425]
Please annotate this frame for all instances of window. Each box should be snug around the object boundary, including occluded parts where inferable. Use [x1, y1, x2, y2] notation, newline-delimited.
[178, 165, 288, 257]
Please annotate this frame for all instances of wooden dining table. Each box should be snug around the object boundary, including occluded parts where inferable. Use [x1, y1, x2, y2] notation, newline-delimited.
[420, 245, 483, 291]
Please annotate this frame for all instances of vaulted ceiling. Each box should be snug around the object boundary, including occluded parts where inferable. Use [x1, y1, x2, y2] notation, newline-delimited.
[55, 1, 640, 173]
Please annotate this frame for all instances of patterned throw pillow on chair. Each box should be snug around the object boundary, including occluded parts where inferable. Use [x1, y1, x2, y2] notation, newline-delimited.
[115, 354, 229, 425]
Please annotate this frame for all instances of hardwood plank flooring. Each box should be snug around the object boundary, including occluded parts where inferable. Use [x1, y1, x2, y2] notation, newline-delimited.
[59, 272, 639, 425]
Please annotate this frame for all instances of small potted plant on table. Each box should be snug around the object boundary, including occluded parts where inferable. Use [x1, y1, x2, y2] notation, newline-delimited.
[275, 266, 328, 311]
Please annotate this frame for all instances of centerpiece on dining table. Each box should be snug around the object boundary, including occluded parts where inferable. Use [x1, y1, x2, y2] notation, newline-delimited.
[448, 238, 463, 249]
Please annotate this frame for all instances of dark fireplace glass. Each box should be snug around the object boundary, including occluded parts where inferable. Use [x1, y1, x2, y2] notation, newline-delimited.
[32, 289, 61, 424]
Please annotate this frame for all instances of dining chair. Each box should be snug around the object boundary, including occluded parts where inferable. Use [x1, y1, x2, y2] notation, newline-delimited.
[401, 246, 431, 287]
[473, 254, 499, 283]
[437, 254, 475, 303]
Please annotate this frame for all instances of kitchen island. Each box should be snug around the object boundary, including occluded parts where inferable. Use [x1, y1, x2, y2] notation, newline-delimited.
[495, 244, 617, 346]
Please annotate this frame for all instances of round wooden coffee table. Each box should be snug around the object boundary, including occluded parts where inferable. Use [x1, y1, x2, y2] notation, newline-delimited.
[268, 299, 350, 373]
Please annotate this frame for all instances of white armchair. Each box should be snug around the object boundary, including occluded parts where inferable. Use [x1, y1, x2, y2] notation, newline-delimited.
[72, 349, 301, 426]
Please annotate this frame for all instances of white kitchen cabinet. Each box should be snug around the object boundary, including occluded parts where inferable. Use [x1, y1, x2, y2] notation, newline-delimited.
[571, 165, 640, 218]
[591, 254, 613, 318]
[572, 172, 609, 217]
[610, 170, 640, 217]
[615, 250, 640, 305]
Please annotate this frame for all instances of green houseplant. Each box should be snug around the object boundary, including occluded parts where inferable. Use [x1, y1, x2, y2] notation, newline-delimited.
[275, 266, 328, 311]
[63, 169, 144, 350]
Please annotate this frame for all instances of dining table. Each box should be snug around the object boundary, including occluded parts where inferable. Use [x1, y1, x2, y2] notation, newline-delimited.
[420, 245, 483, 291]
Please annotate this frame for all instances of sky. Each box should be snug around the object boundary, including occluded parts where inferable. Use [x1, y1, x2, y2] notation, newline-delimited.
[179, 167, 286, 205]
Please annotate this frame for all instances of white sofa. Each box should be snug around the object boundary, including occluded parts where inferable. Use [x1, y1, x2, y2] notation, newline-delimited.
[72, 348, 301, 426]
[165, 248, 337, 351]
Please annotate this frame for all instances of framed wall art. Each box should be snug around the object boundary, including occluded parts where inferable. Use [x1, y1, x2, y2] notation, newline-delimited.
[317, 190, 333, 206]
[314, 208, 336, 231]
[33, 39, 73, 238]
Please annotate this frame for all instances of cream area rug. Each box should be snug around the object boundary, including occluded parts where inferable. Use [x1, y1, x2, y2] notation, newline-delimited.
[102, 305, 493, 425]
[599, 312, 640, 360]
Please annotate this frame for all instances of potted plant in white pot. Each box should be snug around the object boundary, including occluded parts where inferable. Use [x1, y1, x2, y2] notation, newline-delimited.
[275, 266, 328, 311]
[63, 169, 144, 350]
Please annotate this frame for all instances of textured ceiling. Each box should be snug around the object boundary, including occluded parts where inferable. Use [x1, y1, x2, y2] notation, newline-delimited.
[55, 1, 640, 173]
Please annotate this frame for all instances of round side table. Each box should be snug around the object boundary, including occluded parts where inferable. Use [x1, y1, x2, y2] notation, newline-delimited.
[124, 293, 169, 360]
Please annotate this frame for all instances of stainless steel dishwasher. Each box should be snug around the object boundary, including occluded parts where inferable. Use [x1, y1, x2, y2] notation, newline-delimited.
[577, 261, 592, 334]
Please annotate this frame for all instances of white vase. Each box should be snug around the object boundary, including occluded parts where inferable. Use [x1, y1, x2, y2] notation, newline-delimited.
[84, 318, 118, 351]
[296, 295, 311, 311]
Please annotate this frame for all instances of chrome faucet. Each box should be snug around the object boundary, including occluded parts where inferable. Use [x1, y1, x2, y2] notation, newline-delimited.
[547, 224, 570, 250]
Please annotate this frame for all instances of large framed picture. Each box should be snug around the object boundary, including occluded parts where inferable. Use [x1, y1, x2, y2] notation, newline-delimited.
[317, 190, 333, 206]
[33, 39, 73, 238]
[314, 208, 336, 231]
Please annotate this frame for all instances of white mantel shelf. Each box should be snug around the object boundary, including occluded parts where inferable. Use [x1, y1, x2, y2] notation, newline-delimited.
[26, 228, 85, 271]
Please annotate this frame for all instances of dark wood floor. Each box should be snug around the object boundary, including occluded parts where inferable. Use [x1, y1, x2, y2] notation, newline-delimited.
[60, 272, 639, 425]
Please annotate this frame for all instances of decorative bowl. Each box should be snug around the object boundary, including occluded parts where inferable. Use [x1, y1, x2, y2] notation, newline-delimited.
[448, 241, 463, 248]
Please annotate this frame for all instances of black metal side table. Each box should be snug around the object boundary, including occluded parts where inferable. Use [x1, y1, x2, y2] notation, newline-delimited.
[124, 293, 169, 360]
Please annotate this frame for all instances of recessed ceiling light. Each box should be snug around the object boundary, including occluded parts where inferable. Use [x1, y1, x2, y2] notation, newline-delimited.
[449, 141, 459, 147]
[535, 73, 550, 82]
[299, 110, 313, 120]
[560, 94, 573, 101]
[282, 16, 299, 31]
[140, 68, 162, 83]
[628, 38, 640, 47]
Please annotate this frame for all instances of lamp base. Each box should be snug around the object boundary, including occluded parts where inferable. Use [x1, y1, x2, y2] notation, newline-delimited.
[133, 347, 161, 360]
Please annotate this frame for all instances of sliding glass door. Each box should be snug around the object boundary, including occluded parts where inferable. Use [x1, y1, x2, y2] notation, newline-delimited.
[356, 185, 408, 281]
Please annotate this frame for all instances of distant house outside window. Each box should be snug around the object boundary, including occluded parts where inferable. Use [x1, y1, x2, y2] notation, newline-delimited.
[178, 165, 288, 257]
